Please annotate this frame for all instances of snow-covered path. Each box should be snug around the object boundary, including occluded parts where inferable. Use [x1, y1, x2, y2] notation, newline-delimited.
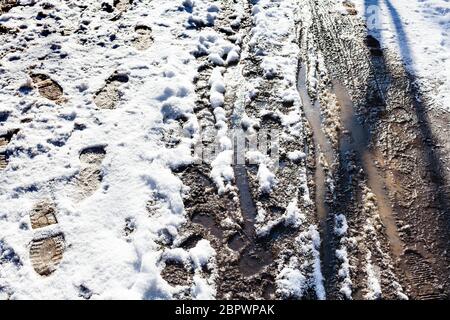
[0, 0, 213, 299]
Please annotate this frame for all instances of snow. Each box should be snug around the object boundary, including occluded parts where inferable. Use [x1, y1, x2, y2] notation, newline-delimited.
[184, 0, 220, 29]
[208, 63, 235, 194]
[240, 113, 260, 133]
[245, 150, 278, 194]
[276, 225, 326, 300]
[256, 163, 277, 194]
[255, 205, 267, 224]
[106, 238, 216, 300]
[249, 0, 301, 82]
[364, 251, 382, 300]
[350, 0, 450, 111]
[242, 0, 307, 196]
[0, 0, 216, 300]
[276, 257, 307, 299]
[188, 239, 216, 270]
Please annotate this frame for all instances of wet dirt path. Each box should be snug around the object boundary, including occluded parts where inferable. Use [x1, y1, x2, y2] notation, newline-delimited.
[333, 80, 404, 258]
[157, 0, 449, 300]
[297, 64, 335, 291]
[174, 0, 282, 299]
[303, 0, 450, 299]
[233, 164, 274, 276]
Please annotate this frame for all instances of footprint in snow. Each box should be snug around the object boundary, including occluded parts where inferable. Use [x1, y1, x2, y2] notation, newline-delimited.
[0, 129, 19, 170]
[94, 73, 129, 110]
[75, 146, 106, 199]
[30, 73, 65, 104]
[110, 0, 133, 21]
[114, 0, 133, 12]
[132, 25, 153, 51]
[29, 200, 65, 276]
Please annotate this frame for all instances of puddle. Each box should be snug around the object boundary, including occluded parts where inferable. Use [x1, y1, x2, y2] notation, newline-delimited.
[332, 80, 404, 258]
[228, 233, 246, 251]
[297, 66, 334, 167]
[191, 213, 223, 240]
[233, 164, 274, 276]
[297, 64, 334, 283]
[238, 244, 273, 276]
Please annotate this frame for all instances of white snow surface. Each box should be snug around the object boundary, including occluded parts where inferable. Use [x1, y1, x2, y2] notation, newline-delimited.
[0, 0, 217, 300]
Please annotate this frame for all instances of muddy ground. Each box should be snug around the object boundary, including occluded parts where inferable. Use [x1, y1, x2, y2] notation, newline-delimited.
[303, 0, 450, 299]
[167, 0, 450, 300]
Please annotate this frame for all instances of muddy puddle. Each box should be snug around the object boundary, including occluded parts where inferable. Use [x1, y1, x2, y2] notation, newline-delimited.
[297, 66, 334, 167]
[297, 64, 334, 285]
[191, 213, 223, 240]
[297, 65, 334, 224]
[233, 164, 274, 276]
[332, 80, 404, 258]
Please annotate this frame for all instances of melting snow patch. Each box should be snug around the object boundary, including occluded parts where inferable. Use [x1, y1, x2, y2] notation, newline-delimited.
[276, 224, 325, 300]
[364, 251, 382, 300]
[0, 0, 210, 299]
[276, 257, 307, 299]
[257, 163, 277, 194]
